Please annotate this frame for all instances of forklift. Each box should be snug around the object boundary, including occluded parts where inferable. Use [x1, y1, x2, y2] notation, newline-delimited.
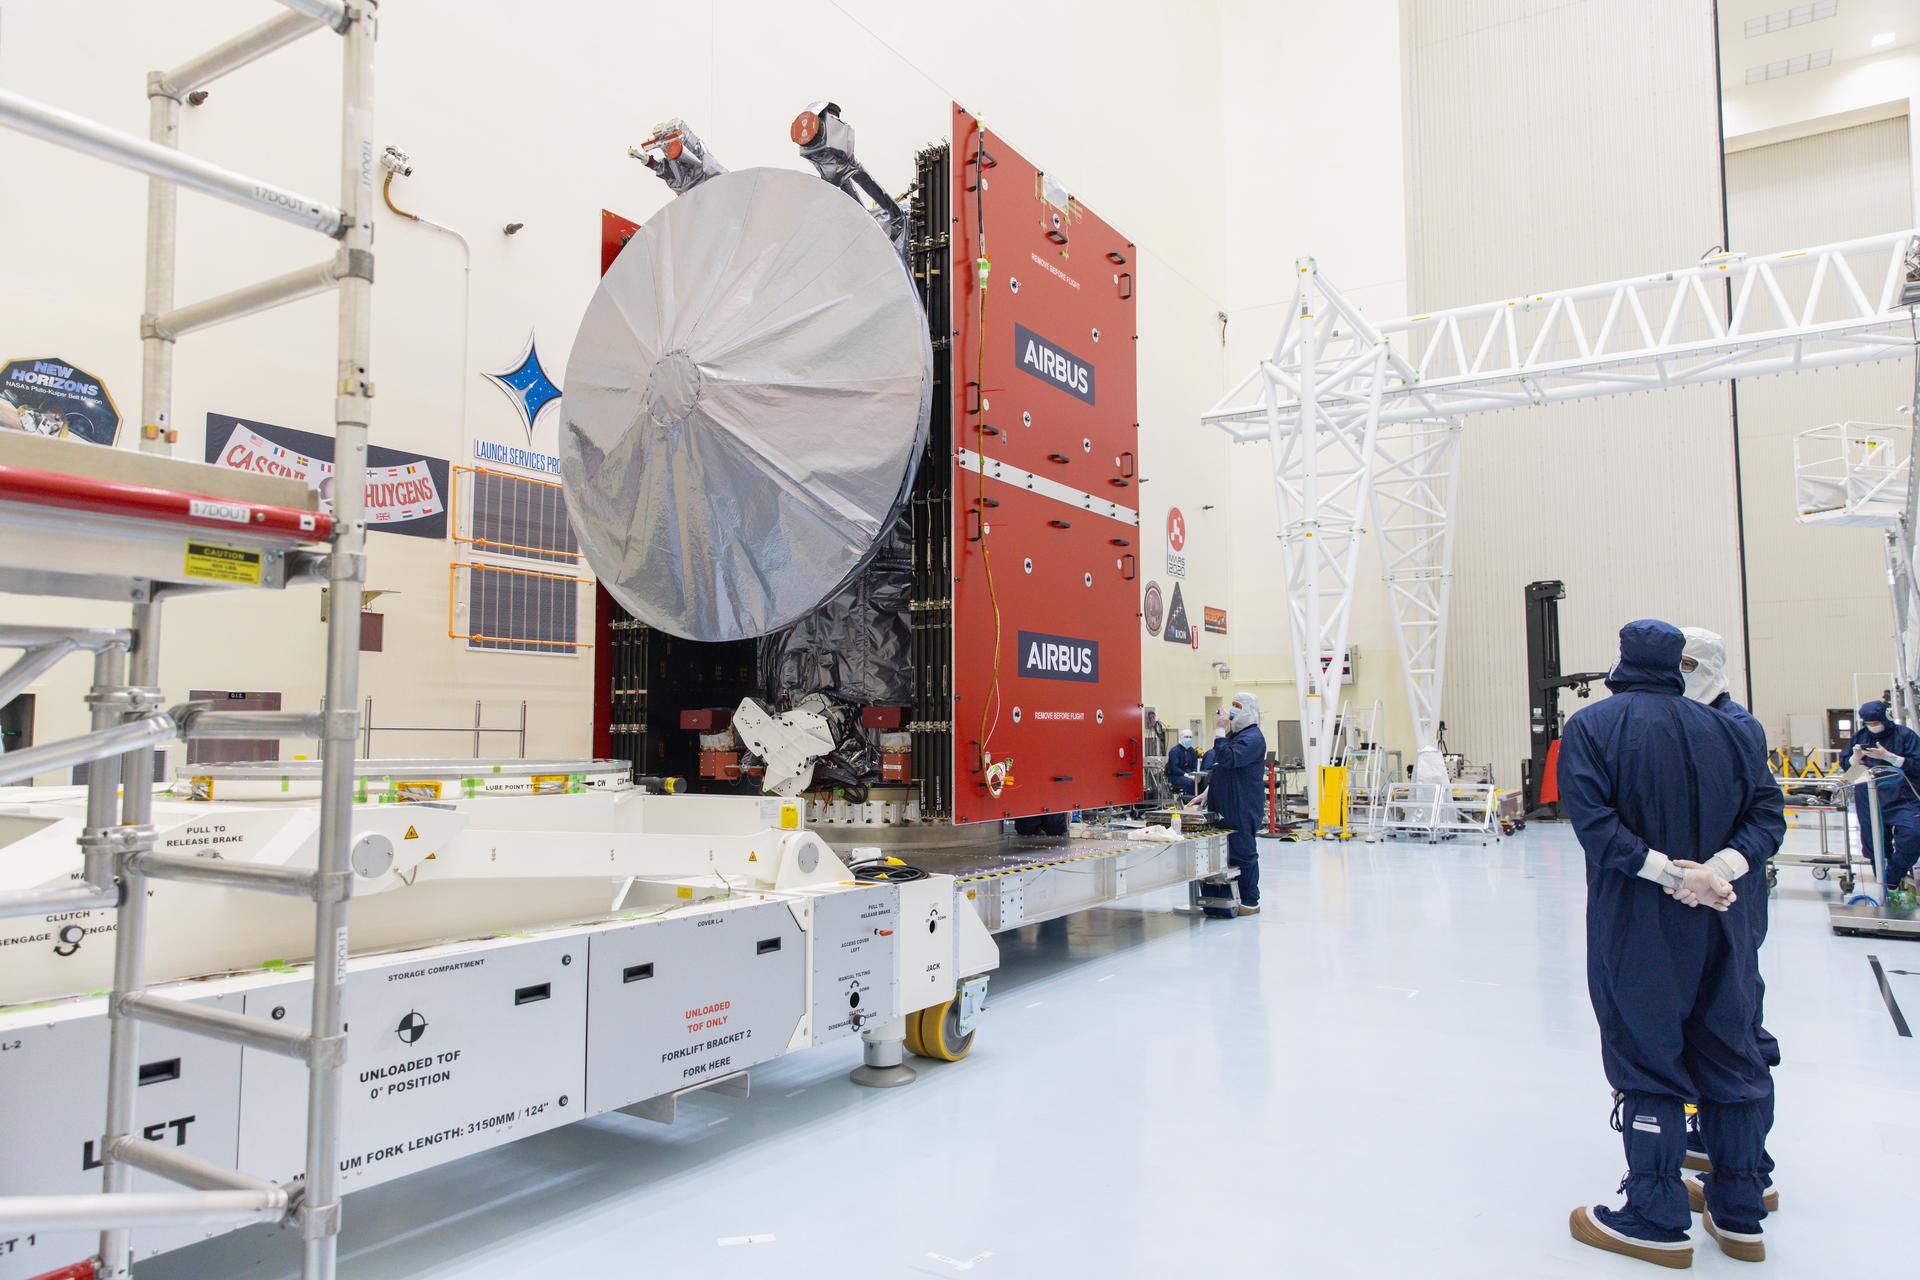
[1521, 580, 1609, 818]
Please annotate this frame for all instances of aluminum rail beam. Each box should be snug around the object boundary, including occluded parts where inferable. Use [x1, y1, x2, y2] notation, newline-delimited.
[0, 1190, 286, 1232]
[302, 7, 379, 1271]
[0, 639, 78, 710]
[110, 1138, 287, 1197]
[274, 0, 352, 33]
[99, 604, 163, 1276]
[154, 9, 325, 99]
[0, 625, 133, 651]
[119, 993, 319, 1063]
[0, 883, 120, 920]
[174, 707, 325, 740]
[0, 89, 347, 237]
[148, 258, 346, 340]
[0, 714, 175, 788]
[128, 852, 319, 899]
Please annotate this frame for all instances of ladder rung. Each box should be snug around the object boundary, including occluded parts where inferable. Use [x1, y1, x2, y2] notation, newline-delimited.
[110, 1137, 285, 1196]
[121, 994, 312, 1061]
[0, 1188, 285, 1232]
[130, 851, 317, 898]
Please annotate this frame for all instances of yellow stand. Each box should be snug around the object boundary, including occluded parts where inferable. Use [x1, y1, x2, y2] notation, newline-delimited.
[1317, 765, 1351, 838]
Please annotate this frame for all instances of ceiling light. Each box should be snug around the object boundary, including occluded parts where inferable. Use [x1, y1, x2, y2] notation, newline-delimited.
[1871, 32, 1897, 48]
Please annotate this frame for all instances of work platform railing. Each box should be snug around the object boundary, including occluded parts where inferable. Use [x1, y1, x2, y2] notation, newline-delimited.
[0, 4, 378, 1278]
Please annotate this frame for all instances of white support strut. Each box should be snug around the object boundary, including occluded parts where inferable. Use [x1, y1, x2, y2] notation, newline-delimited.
[1206, 231, 1920, 814]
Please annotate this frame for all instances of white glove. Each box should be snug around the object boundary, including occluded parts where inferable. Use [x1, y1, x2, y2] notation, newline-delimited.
[1666, 860, 1736, 911]
[1214, 727, 1227, 740]
[1888, 753, 1905, 768]
[1701, 850, 1749, 883]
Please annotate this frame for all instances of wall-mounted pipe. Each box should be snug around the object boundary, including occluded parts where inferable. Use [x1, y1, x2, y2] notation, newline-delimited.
[381, 150, 472, 445]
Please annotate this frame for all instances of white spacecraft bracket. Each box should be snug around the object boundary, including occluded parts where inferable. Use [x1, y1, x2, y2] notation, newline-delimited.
[1205, 231, 1920, 811]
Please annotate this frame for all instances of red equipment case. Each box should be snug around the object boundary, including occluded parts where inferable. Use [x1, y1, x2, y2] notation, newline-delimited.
[944, 104, 1142, 822]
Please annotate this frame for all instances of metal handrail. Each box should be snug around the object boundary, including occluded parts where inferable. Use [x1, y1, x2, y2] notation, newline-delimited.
[0, 89, 347, 237]
[0, 714, 175, 789]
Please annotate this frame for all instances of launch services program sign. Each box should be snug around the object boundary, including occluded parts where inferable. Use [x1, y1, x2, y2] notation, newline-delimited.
[206, 413, 450, 540]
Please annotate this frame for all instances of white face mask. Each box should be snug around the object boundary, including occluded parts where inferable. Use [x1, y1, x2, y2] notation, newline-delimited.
[1867, 722, 1887, 735]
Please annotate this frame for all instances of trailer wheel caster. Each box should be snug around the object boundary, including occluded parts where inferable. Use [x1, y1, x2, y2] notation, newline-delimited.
[903, 1007, 928, 1058]
[1813, 867, 1828, 881]
[912, 997, 975, 1062]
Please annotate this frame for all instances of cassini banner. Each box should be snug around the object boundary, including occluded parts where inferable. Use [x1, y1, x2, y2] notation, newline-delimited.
[206, 413, 449, 539]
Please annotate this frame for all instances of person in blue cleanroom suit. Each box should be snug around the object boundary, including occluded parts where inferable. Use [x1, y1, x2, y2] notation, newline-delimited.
[1678, 627, 1780, 1214]
[1840, 698, 1920, 894]
[1201, 691, 1267, 917]
[1560, 620, 1786, 1268]
[1166, 728, 1200, 800]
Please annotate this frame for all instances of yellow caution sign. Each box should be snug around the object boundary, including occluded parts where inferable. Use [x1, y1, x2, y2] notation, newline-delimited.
[747, 851, 758, 862]
[183, 541, 263, 585]
[779, 803, 800, 830]
[676, 885, 694, 899]
[403, 825, 419, 840]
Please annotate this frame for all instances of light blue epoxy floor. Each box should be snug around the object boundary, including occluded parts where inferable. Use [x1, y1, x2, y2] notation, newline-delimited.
[148, 825, 1919, 1279]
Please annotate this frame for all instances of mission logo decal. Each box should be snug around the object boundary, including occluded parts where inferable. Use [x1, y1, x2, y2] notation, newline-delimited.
[1018, 630, 1100, 683]
[1013, 323, 1096, 405]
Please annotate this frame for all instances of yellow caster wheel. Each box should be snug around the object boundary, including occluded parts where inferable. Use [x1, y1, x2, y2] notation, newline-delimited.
[913, 997, 975, 1062]
[902, 1007, 928, 1058]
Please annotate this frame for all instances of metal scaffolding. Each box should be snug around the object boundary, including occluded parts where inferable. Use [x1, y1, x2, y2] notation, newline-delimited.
[1205, 231, 1920, 813]
[0, 3, 378, 1276]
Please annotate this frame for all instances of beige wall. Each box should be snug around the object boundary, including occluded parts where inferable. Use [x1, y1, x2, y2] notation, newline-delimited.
[1726, 116, 1916, 745]
[1724, 44, 1920, 221]
[1212, 0, 1414, 758]
[1403, 0, 1742, 787]
[0, 0, 1236, 776]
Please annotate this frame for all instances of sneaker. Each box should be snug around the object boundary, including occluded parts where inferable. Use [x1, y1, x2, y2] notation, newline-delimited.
[1684, 1172, 1778, 1215]
[1569, 1205, 1693, 1269]
[1234, 903, 1262, 916]
[1703, 1211, 1765, 1262]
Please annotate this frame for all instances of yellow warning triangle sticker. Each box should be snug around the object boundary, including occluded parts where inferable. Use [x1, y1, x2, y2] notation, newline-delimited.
[403, 825, 419, 840]
[747, 851, 758, 862]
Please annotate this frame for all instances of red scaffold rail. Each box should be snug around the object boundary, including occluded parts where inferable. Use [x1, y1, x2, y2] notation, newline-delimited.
[0, 461, 331, 543]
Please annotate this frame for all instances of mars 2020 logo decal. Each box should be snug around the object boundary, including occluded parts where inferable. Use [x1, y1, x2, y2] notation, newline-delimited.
[1165, 507, 1187, 578]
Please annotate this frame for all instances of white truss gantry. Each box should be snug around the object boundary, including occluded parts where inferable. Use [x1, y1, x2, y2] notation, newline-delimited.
[1206, 230, 1920, 807]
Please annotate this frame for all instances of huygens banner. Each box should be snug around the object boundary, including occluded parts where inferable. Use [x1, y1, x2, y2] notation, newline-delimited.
[206, 413, 450, 539]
